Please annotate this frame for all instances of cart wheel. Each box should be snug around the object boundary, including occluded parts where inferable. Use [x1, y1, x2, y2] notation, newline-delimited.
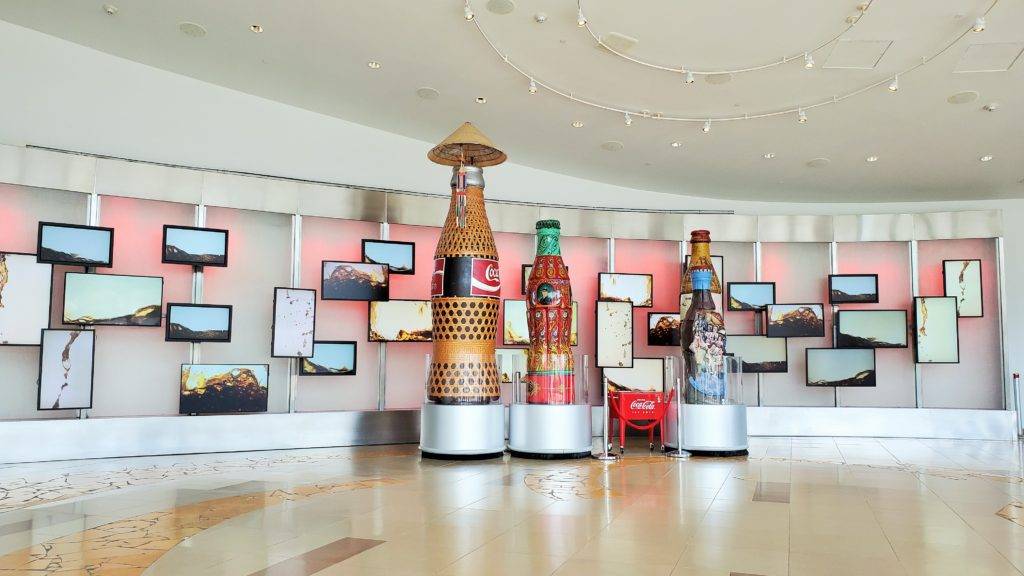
[649, 442, 655, 451]
[619, 446, 625, 455]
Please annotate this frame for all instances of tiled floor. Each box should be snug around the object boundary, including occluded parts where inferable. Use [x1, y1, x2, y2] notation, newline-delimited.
[1, 436, 1024, 575]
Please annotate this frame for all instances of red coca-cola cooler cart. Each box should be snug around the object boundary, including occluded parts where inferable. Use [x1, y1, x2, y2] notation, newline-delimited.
[607, 389, 675, 454]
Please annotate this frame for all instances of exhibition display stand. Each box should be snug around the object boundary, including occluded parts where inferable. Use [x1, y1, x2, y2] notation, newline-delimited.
[419, 355, 506, 459]
[665, 356, 749, 456]
[508, 354, 592, 459]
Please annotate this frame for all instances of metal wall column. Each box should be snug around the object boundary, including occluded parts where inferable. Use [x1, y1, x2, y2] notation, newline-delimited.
[378, 222, 389, 411]
[829, 241, 839, 408]
[754, 241, 763, 407]
[287, 214, 302, 413]
[910, 240, 923, 408]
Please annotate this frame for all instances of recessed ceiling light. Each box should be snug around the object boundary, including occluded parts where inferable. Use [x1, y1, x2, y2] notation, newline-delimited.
[367, 61, 381, 69]
[475, 96, 487, 104]
[980, 155, 993, 162]
[866, 155, 879, 162]
[534, 12, 547, 23]
[571, 120, 585, 128]
[982, 102, 1000, 112]
[416, 87, 440, 100]
[947, 91, 979, 104]
[601, 141, 624, 152]
[670, 141, 683, 148]
[102, 4, 118, 15]
[249, 24, 263, 33]
[763, 153, 775, 159]
[486, 0, 515, 15]
[178, 22, 207, 38]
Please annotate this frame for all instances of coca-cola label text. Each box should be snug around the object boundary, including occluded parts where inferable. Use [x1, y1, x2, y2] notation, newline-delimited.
[470, 258, 501, 297]
[430, 258, 445, 297]
[435, 256, 500, 299]
[629, 399, 656, 411]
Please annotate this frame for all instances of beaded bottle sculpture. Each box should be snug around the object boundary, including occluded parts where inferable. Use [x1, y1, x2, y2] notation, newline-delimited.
[525, 220, 575, 404]
[426, 123, 505, 405]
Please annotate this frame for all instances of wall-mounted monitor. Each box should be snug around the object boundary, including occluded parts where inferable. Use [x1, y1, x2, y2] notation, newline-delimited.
[596, 300, 633, 368]
[943, 259, 983, 317]
[300, 341, 357, 376]
[725, 335, 788, 373]
[362, 240, 415, 275]
[38, 329, 95, 410]
[598, 272, 653, 308]
[37, 222, 114, 267]
[62, 272, 163, 327]
[162, 225, 229, 267]
[180, 364, 269, 414]
[272, 287, 315, 358]
[166, 303, 232, 343]
[766, 303, 825, 338]
[806, 348, 876, 387]
[835, 310, 907, 349]
[322, 261, 389, 301]
[369, 299, 432, 342]
[0, 252, 53, 346]
[647, 312, 680, 346]
[828, 274, 879, 304]
[727, 282, 775, 311]
[913, 296, 959, 363]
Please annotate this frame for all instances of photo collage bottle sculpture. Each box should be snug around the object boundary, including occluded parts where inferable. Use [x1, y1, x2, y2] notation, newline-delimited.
[426, 123, 505, 405]
[525, 220, 575, 404]
[681, 230, 727, 404]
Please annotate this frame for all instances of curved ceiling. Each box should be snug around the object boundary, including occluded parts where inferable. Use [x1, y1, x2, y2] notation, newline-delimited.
[0, 0, 1021, 202]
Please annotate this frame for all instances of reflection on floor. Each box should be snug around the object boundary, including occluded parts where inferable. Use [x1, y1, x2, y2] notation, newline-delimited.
[0, 437, 1023, 575]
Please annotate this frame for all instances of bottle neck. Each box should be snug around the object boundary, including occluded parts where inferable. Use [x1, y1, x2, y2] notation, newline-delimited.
[690, 287, 717, 310]
[536, 230, 561, 256]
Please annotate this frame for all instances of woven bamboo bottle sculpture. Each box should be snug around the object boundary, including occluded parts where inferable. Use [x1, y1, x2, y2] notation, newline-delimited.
[526, 220, 575, 404]
[426, 123, 505, 405]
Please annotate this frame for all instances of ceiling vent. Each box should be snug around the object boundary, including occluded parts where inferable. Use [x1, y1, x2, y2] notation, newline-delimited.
[822, 39, 893, 69]
[954, 43, 1024, 73]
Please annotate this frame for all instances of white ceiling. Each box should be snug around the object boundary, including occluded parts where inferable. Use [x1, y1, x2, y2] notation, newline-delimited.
[0, 0, 1021, 202]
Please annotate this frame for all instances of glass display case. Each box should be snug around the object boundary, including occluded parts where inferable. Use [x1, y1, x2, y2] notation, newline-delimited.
[419, 353, 506, 459]
[507, 353, 592, 459]
[664, 355, 748, 455]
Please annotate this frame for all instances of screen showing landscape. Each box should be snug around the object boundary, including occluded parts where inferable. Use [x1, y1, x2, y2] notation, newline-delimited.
[63, 273, 163, 326]
[362, 240, 414, 275]
[727, 282, 775, 311]
[598, 273, 653, 307]
[300, 341, 357, 376]
[835, 310, 907, 348]
[322, 261, 389, 301]
[163, 226, 228, 267]
[38, 222, 113, 267]
[166, 304, 232, 342]
[369, 300, 432, 342]
[806, 348, 876, 387]
[647, 312, 681, 346]
[726, 335, 788, 373]
[766, 304, 825, 338]
[179, 364, 269, 414]
[829, 275, 879, 304]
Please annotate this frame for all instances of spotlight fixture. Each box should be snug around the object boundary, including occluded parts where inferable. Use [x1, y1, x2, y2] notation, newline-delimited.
[367, 61, 381, 69]
[763, 153, 776, 160]
[866, 155, 879, 162]
[804, 52, 814, 69]
[571, 120, 585, 128]
[972, 16, 985, 32]
[670, 141, 683, 148]
[888, 75, 899, 92]
[980, 155, 993, 162]
[475, 96, 487, 104]
[702, 120, 711, 134]
[464, 3, 475, 21]
[798, 108, 808, 123]
[249, 24, 263, 33]
[577, 8, 586, 27]
[528, 78, 537, 94]
[624, 112, 632, 126]
[684, 70, 695, 84]
[102, 4, 118, 15]
[534, 12, 547, 23]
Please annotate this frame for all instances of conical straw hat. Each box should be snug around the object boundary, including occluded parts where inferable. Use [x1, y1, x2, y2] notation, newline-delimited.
[428, 122, 507, 167]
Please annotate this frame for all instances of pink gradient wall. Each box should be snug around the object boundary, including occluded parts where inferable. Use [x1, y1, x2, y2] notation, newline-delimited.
[760, 242, 835, 407]
[713, 241, 758, 405]
[836, 242, 916, 408]
[560, 235, 608, 404]
[297, 216, 381, 412]
[384, 223, 440, 408]
[494, 230, 535, 404]
[917, 238, 1002, 409]
[91, 196, 194, 416]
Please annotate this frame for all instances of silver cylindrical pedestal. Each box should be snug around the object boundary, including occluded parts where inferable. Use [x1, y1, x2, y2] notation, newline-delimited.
[508, 403, 592, 459]
[420, 402, 505, 459]
[663, 403, 748, 455]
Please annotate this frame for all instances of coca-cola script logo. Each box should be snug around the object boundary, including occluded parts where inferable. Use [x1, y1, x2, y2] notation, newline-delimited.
[629, 399, 656, 411]
[470, 258, 500, 297]
[430, 258, 445, 297]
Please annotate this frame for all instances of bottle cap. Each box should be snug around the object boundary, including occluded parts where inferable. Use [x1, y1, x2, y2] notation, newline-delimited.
[536, 219, 561, 230]
[692, 269, 712, 290]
